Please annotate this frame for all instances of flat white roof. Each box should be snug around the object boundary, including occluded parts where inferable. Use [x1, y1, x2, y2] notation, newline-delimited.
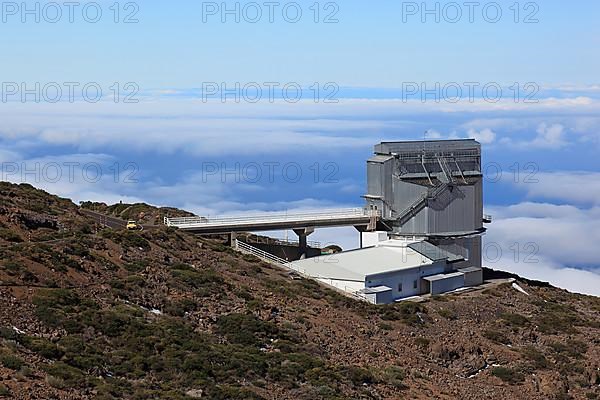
[423, 271, 464, 282]
[363, 285, 392, 294]
[290, 244, 434, 282]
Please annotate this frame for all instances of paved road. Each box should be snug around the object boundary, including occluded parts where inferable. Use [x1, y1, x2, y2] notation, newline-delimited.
[80, 209, 128, 229]
[80, 209, 160, 231]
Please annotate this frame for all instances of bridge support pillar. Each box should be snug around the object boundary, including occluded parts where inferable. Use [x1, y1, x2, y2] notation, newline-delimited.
[293, 227, 314, 259]
[227, 232, 238, 248]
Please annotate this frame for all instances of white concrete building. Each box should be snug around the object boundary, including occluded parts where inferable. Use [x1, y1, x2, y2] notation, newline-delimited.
[290, 235, 483, 304]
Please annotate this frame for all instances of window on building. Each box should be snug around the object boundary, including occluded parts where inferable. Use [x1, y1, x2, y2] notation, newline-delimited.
[398, 282, 403, 292]
[413, 280, 418, 289]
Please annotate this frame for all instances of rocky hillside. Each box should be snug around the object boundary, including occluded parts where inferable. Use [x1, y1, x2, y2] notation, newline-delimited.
[79, 201, 193, 226]
[0, 182, 599, 400]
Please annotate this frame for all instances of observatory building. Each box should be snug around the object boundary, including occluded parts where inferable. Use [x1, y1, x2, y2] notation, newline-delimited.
[165, 138, 490, 304]
[363, 139, 485, 270]
[292, 139, 488, 303]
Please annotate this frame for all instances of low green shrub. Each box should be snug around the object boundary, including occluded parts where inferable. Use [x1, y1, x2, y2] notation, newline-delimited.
[267, 352, 324, 385]
[0, 384, 10, 396]
[0, 352, 25, 370]
[19, 336, 64, 360]
[124, 260, 149, 273]
[379, 302, 427, 325]
[0, 228, 23, 243]
[246, 299, 264, 311]
[0, 327, 17, 340]
[438, 308, 458, 320]
[44, 362, 85, 388]
[535, 302, 582, 334]
[26, 244, 80, 272]
[378, 366, 406, 388]
[169, 264, 224, 296]
[33, 288, 81, 308]
[101, 230, 150, 250]
[63, 242, 91, 258]
[521, 346, 549, 369]
[305, 367, 342, 389]
[209, 385, 265, 400]
[491, 367, 525, 384]
[32, 288, 96, 330]
[378, 322, 393, 331]
[343, 366, 375, 385]
[549, 340, 588, 359]
[483, 329, 510, 344]
[2, 261, 23, 276]
[501, 313, 530, 328]
[216, 313, 278, 346]
[163, 298, 198, 317]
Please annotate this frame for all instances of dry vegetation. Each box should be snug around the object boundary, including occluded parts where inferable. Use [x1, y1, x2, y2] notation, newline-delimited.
[0, 182, 599, 400]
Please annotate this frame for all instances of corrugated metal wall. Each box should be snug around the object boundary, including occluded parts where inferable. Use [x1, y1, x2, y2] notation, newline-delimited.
[366, 157, 396, 219]
[427, 181, 482, 233]
[367, 140, 483, 237]
[391, 179, 483, 235]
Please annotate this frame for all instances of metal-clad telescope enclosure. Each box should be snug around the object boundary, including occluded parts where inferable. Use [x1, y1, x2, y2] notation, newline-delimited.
[364, 139, 486, 268]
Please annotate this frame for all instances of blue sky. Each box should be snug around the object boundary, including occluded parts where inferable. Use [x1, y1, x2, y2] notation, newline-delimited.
[1, 0, 600, 295]
[3, 0, 600, 86]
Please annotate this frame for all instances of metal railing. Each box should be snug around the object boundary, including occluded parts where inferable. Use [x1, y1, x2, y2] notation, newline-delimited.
[235, 239, 290, 266]
[234, 239, 370, 303]
[395, 191, 429, 225]
[394, 181, 451, 226]
[437, 155, 454, 183]
[253, 237, 322, 248]
[165, 208, 378, 228]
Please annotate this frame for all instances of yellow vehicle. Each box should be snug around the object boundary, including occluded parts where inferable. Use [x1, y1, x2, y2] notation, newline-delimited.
[126, 220, 139, 230]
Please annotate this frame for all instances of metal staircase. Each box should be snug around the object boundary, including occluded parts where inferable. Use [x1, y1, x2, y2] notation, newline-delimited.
[394, 182, 451, 226]
[437, 155, 455, 184]
[391, 155, 456, 226]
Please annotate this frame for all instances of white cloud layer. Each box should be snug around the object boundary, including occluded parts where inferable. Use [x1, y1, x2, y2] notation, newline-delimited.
[1, 95, 599, 157]
[486, 202, 600, 268]
[2, 94, 600, 296]
[467, 128, 496, 144]
[484, 199, 600, 296]
[498, 123, 569, 149]
[514, 171, 600, 206]
[485, 254, 600, 297]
